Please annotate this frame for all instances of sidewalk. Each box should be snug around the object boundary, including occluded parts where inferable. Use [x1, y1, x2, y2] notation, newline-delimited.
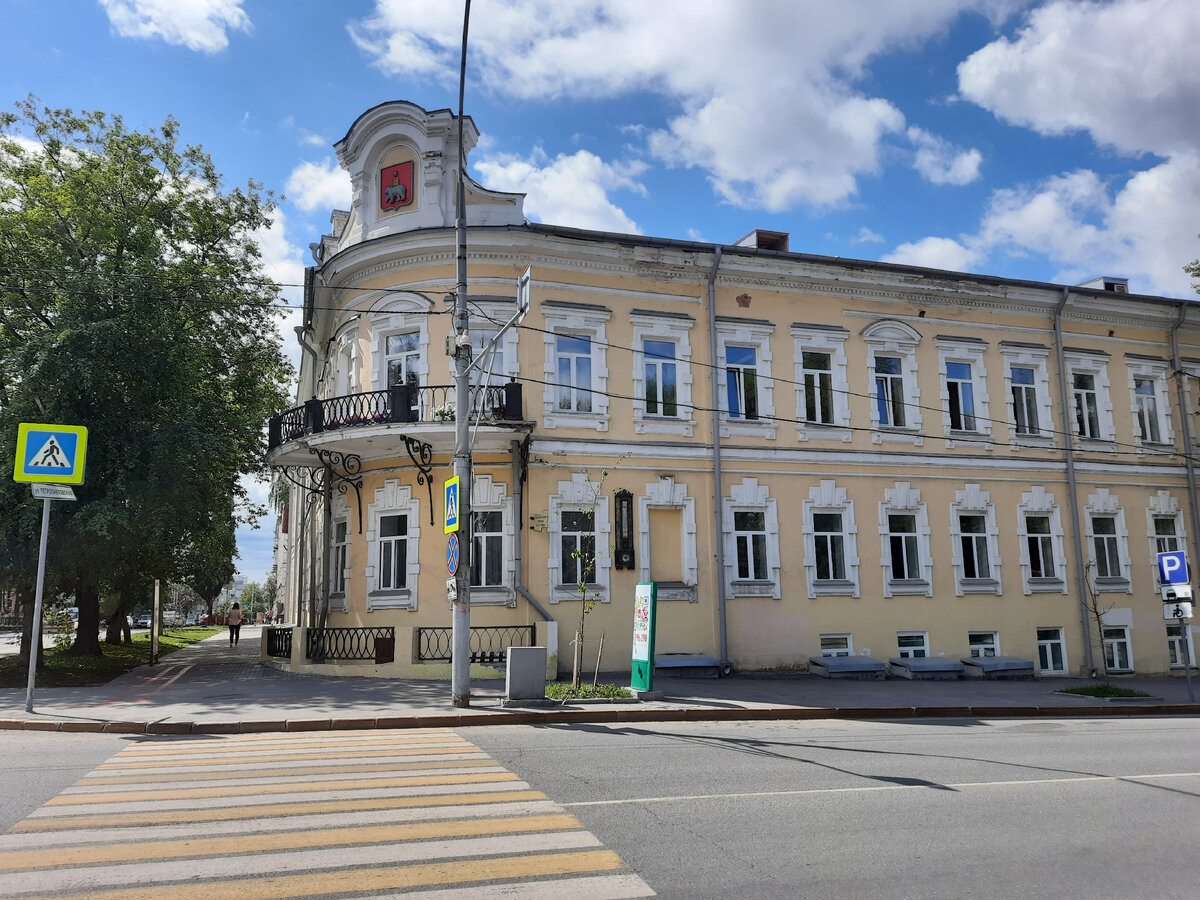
[1, 628, 1198, 734]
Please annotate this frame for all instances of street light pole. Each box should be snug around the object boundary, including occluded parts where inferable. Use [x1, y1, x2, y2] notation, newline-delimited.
[450, 0, 473, 708]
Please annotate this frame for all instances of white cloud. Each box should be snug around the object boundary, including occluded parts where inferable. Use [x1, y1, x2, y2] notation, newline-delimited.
[854, 227, 886, 244]
[284, 158, 351, 213]
[299, 132, 328, 148]
[475, 148, 645, 234]
[958, 0, 1200, 157]
[99, 0, 251, 53]
[907, 126, 982, 185]
[349, 0, 1005, 210]
[884, 235, 981, 272]
[251, 208, 305, 375]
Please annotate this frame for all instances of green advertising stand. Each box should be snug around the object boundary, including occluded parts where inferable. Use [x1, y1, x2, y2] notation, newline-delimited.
[631, 582, 658, 692]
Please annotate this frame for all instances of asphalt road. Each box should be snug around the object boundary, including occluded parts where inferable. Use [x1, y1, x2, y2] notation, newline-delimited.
[1, 718, 1196, 898]
[463, 716, 1200, 899]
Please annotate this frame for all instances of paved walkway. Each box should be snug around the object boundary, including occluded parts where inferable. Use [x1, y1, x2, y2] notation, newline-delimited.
[1, 628, 1198, 734]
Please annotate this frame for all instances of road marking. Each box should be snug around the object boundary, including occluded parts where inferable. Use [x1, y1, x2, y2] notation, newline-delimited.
[563, 770, 1200, 806]
[2, 729, 655, 898]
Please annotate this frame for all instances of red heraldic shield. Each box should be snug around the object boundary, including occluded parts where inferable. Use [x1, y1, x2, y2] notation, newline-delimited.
[380, 161, 414, 210]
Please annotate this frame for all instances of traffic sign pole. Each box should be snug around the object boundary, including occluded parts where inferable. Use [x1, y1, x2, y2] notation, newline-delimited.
[24, 498, 52, 712]
[1179, 609, 1195, 703]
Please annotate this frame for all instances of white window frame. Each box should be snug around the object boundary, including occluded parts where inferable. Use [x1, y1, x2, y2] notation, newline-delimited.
[968, 631, 999, 658]
[878, 482, 932, 596]
[637, 476, 699, 601]
[548, 473, 612, 603]
[949, 484, 1002, 596]
[801, 480, 860, 597]
[1036, 626, 1068, 674]
[1147, 491, 1187, 588]
[863, 320, 923, 446]
[716, 318, 777, 439]
[722, 477, 781, 598]
[1017, 486, 1068, 594]
[467, 475, 516, 606]
[820, 634, 854, 657]
[331, 324, 359, 398]
[1085, 489, 1131, 592]
[631, 311, 696, 437]
[896, 631, 929, 659]
[542, 302, 611, 431]
[791, 324, 851, 441]
[364, 480, 421, 611]
[1126, 357, 1173, 448]
[1166, 623, 1196, 669]
[330, 516, 349, 611]
[365, 294, 432, 406]
[1000, 343, 1054, 446]
[1065, 350, 1115, 445]
[447, 299, 521, 388]
[936, 338, 992, 447]
[1102, 625, 1133, 672]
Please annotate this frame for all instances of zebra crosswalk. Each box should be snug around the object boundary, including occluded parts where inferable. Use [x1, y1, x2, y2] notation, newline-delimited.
[0, 729, 655, 898]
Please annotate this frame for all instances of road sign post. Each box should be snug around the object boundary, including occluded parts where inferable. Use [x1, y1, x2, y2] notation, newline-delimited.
[1157, 550, 1195, 702]
[15, 424, 87, 713]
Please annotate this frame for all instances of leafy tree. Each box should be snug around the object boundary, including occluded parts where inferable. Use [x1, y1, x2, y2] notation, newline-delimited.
[0, 97, 290, 658]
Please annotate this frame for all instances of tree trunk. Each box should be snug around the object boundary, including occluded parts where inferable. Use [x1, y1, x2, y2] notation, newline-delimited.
[67, 584, 104, 656]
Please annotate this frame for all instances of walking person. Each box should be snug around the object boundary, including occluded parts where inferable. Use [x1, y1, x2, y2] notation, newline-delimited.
[228, 602, 243, 647]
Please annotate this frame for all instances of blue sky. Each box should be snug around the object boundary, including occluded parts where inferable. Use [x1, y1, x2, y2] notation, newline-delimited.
[4, 0, 1199, 585]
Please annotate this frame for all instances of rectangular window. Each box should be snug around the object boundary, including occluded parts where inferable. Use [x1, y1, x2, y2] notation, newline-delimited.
[875, 356, 906, 427]
[644, 340, 678, 417]
[897, 632, 928, 659]
[1092, 516, 1121, 578]
[378, 514, 408, 590]
[1072, 372, 1100, 439]
[734, 511, 768, 580]
[802, 351, 834, 425]
[1037, 627, 1067, 673]
[332, 521, 348, 594]
[470, 510, 503, 588]
[1102, 626, 1132, 671]
[946, 362, 976, 431]
[386, 333, 421, 415]
[1026, 516, 1056, 579]
[556, 334, 593, 413]
[959, 514, 990, 579]
[726, 346, 759, 420]
[888, 514, 920, 580]
[1167, 624, 1194, 668]
[813, 512, 846, 581]
[560, 509, 596, 585]
[1134, 377, 1162, 442]
[1154, 517, 1180, 555]
[968, 631, 998, 658]
[1011, 366, 1039, 435]
[820, 634, 853, 657]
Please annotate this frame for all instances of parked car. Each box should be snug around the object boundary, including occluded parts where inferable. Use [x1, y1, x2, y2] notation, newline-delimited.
[136, 615, 153, 628]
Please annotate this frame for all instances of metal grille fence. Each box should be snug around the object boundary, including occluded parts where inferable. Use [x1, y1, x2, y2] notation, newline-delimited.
[306, 627, 394, 662]
[266, 627, 292, 659]
[416, 624, 535, 664]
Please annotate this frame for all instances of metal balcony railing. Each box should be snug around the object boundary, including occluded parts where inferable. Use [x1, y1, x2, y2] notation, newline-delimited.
[268, 382, 524, 450]
[416, 624, 536, 665]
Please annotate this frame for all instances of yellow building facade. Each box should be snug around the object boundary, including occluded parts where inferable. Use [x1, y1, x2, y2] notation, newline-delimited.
[268, 101, 1200, 679]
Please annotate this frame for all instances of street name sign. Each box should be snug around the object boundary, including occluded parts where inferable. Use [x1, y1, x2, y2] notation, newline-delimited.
[31, 484, 76, 501]
[1156, 550, 1188, 585]
[13, 423, 88, 484]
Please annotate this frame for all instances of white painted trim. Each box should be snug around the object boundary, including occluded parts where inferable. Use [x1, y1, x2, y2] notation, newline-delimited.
[801, 480, 860, 598]
[364, 479, 421, 611]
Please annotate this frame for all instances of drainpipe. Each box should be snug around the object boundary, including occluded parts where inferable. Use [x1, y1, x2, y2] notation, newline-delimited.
[1054, 287, 1095, 672]
[708, 246, 730, 672]
[512, 439, 552, 622]
[1169, 304, 1200, 574]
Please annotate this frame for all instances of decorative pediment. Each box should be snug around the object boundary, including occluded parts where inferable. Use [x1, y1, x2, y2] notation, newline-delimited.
[955, 483, 991, 511]
[730, 477, 770, 507]
[373, 479, 413, 511]
[646, 475, 687, 506]
[1149, 490, 1179, 517]
[1087, 488, 1121, 514]
[861, 319, 922, 348]
[809, 479, 847, 508]
[1021, 485, 1056, 512]
[473, 474, 507, 507]
[884, 481, 922, 510]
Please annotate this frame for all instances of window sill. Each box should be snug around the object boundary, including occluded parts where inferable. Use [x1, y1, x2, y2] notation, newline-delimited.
[731, 579, 776, 598]
[720, 417, 778, 440]
[466, 587, 516, 607]
[543, 411, 611, 432]
[887, 578, 930, 596]
[651, 582, 698, 602]
[798, 423, 852, 443]
[1075, 438, 1116, 451]
[1093, 577, 1131, 592]
[1027, 577, 1066, 593]
[366, 589, 414, 611]
[635, 416, 697, 437]
[551, 585, 608, 603]
[811, 579, 857, 597]
[873, 427, 924, 447]
[959, 578, 1001, 594]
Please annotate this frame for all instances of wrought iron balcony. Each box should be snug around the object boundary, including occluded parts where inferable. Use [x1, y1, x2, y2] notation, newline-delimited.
[268, 382, 524, 451]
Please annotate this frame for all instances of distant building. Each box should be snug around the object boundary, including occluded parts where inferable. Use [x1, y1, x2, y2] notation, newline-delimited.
[268, 100, 1199, 678]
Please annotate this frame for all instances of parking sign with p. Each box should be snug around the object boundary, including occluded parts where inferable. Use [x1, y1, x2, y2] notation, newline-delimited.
[1157, 550, 1188, 585]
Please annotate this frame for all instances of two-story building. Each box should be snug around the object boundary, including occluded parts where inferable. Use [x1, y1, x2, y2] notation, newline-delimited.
[267, 100, 1200, 679]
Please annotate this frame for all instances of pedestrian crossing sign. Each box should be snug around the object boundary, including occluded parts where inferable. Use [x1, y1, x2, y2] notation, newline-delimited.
[13, 423, 88, 484]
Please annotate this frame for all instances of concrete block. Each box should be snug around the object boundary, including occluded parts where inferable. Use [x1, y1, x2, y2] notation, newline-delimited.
[506, 646, 548, 701]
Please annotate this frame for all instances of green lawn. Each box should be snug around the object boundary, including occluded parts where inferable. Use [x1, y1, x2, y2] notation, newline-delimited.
[0, 627, 223, 688]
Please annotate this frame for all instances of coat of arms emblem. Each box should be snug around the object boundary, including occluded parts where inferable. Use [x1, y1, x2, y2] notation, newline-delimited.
[380, 161, 414, 210]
